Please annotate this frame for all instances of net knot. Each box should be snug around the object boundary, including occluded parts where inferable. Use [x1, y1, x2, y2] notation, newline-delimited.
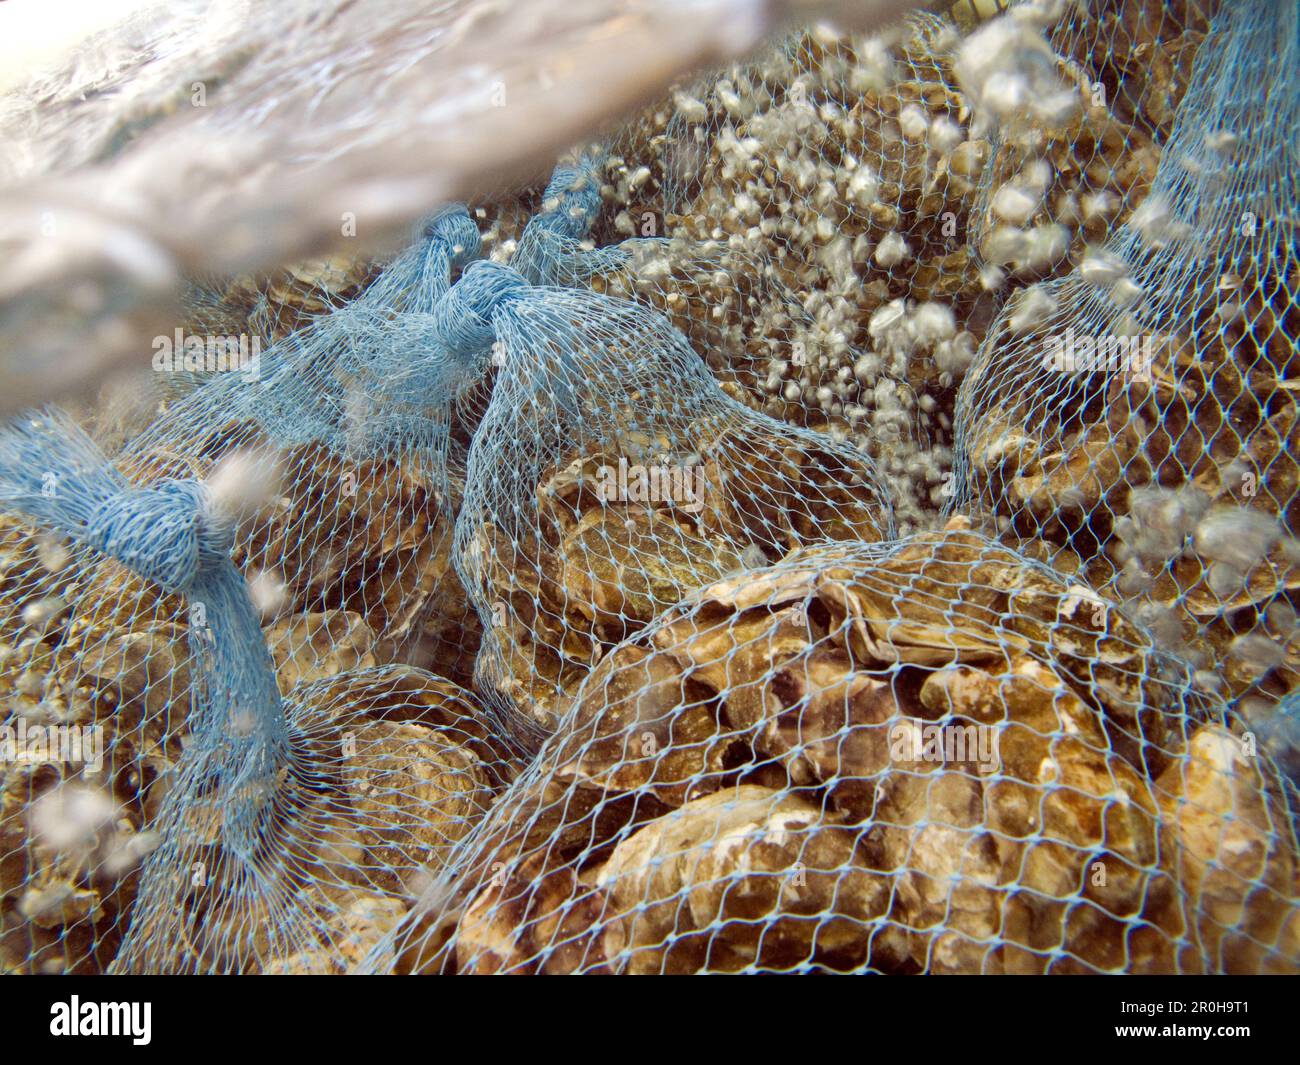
[419, 204, 482, 267]
[431, 260, 530, 359]
[86, 478, 231, 593]
[532, 159, 603, 239]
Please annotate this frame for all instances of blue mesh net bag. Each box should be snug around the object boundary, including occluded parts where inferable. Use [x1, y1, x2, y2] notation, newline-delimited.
[0, 207, 502, 973]
[87, 205, 486, 691]
[585, 13, 1010, 534]
[507, 153, 857, 465]
[590, 2, 1236, 536]
[0, 409, 522, 974]
[434, 259, 895, 732]
[105, 251, 382, 439]
[132, 204, 481, 463]
[951, 0, 1300, 712]
[376, 524, 1300, 974]
[509, 153, 611, 287]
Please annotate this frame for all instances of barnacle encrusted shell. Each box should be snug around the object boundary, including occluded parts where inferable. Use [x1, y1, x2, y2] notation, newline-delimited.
[436, 530, 1298, 974]
[116, 667, 512, 974]
[470, 421, 890, 729]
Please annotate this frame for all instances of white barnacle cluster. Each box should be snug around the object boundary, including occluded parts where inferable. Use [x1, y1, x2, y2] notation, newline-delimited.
[581, 20, 1037, 534]
[1006, 283, 1058, 334]
[1129, 193, 1193, 250]
[1194, 506, 1291, 595]
[204, 447, 284, 526]
[1100, 479, 1300, 689]
[982, 159, 1075, 277]
[954, 3, 1080, 137]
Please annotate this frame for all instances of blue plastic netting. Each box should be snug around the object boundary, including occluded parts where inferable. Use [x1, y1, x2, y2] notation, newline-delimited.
[0, 410, 521, 973]
[434, 259, 894, 731]
[381, 528, 1299, 974]
[2, 0, 1298, 977]
[952, 0, 1300, 712]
